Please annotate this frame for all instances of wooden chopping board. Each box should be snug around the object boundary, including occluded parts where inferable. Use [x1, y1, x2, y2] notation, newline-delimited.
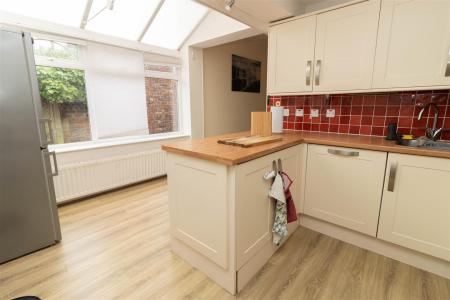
[217, 135, 282, 148]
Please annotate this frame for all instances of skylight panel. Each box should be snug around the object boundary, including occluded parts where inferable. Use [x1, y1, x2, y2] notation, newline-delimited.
[0, 0, 85, 27]
[141, 0, 208, 50]
[85, 0, 161, 40]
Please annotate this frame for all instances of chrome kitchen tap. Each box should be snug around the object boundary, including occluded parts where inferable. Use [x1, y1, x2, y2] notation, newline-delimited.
[417, 102, 442, 141]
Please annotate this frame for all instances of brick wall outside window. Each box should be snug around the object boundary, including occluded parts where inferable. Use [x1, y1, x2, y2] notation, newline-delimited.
[145, 77, 178, 134]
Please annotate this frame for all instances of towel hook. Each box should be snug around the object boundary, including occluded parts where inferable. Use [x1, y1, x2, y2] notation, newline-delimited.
[277, 158, 283, 172]
[272, 160, 277, 173]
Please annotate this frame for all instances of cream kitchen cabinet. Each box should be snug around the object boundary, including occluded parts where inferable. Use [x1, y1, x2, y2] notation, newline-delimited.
[166, 144, 306, 294]
[313, 0, 380, 92]
[235, 145, 305, 270]
[304, 144, 387, 236]
[377, 153, 450, 261]
[267, 15, 316, 94]
[267, 0, 380, 94]
[373, 0, 450, 89]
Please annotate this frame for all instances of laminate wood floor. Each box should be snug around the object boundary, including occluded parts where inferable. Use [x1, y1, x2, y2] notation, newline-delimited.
[1, 178, 449, 300]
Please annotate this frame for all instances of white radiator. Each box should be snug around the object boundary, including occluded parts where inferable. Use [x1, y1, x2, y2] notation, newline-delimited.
[53, 149, 166, 203]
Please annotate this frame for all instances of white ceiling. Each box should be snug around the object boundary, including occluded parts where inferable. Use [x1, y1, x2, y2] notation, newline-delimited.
[232, 0, 304, 23]
[194, 0, 354, 29]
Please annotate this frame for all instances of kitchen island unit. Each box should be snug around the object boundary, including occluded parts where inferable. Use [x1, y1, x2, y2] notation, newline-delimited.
[162, 131, 450, 293]
[163, 133, 306, 294]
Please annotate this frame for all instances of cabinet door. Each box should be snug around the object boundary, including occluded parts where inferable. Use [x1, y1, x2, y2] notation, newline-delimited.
[235, 146, 302, 268]
[235, 153, 274, 269]
[304, 145, 387, 236]
[268, 16, 316, 94]
[373, 0, 450, 89]
[313, 0, 380, 92]
[278, 144, 306, 212]
[378, 154, 450, 261]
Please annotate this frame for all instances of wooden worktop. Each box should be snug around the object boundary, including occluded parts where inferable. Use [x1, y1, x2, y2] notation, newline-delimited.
[162, 131, 450, 165]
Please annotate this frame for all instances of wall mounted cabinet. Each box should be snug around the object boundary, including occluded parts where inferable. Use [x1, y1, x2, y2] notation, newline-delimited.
[373, 0, 450, 89]
[313, 0, 380, 91]
[268, 16, 316, 94]
[268, 0, 450, 95]
[377, 153, 450, 261]
[268, 0, 381, 94]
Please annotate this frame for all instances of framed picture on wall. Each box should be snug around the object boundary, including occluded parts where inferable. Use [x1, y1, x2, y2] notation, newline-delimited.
[231, 54, 261, 93]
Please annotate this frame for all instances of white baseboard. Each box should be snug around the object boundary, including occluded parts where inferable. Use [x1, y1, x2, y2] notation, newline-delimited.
[299, 214, 450, 279]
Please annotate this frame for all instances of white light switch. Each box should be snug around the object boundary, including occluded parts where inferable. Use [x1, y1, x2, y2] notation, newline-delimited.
[326, 109, 336, 118]
[295, 109, 304, 117]
[283, 108, 290, 116]
[310, 109, 319, 118]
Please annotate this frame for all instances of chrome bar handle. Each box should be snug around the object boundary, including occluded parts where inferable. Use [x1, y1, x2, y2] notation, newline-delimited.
[445, 49, 450, 77]
[327, 148, 359, 157]
[49, 151, 59, 176]
[315, 59, 322, 85]
[387, 162, 397, 192]
[306, 60, 312, 86]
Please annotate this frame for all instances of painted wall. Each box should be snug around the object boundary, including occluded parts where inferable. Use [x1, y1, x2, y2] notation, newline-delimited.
[203, 35, 268, 137]
[180, 10, 258, 138]
[183, 46, 204, 138]
[187, 10, 250, 46]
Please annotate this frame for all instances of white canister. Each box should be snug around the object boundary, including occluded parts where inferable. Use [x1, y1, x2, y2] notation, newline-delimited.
[271, 106, 284, 133]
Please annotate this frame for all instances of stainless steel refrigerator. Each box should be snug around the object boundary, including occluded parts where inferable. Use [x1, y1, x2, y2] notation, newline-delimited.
[0, 29, 61, 264]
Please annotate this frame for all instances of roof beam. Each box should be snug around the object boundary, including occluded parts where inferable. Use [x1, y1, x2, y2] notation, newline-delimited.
[0, 10, 180, 57]
[137, 0, 165, 41]
[80, 0, 93, 29]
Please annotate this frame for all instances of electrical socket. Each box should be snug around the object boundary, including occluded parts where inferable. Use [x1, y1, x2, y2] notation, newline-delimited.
[326, 109, 336, 118]
[283, 108, 290, 116]
[310, 109, 319, 118]
[295, 109, 304, 117]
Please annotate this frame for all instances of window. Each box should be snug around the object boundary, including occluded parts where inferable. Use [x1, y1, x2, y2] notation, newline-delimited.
[33, 37, 183, 147]
[141, 0, 208, 49]
[34, 39, 92, 144]
[34, 37, 183, 147]
[34, 39, 81, 65]
[144, 63, 180, 134]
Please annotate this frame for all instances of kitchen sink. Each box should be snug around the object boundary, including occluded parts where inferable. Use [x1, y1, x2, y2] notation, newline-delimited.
[398, 138, 450, 151]
[420, 140, 450, 151]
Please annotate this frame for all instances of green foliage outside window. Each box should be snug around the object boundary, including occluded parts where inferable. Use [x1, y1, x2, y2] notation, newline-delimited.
[36, 66, 87, 104]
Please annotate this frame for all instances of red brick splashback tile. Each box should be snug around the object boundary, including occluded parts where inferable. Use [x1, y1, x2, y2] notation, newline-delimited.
[267, 90, 450, 141]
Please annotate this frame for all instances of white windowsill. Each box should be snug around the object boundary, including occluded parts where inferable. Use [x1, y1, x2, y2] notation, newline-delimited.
[49, 132, 189, 154]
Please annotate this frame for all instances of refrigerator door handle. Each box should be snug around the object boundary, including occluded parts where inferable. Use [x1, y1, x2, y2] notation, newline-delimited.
[40, 118, 54, 145]
[49, 151, 59, 176]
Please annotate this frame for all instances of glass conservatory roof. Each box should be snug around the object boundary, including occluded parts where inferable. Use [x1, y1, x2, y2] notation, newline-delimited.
[0, 0, 209, 49]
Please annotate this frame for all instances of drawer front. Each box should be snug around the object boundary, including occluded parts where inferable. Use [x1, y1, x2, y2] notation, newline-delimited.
[304, 144, 387, 236]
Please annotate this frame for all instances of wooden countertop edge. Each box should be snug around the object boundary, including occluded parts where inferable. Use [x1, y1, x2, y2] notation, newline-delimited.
[161, 145, 236, 165]
[162, 137, 450, 165]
